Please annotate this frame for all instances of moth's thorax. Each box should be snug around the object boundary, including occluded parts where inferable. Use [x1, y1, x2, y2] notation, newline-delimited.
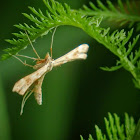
[33, 53, 53, 70]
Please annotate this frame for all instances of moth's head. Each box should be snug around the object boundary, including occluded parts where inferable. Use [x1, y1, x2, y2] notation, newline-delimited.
[34, 53, 52, 70]
[45, 53, 51, 60]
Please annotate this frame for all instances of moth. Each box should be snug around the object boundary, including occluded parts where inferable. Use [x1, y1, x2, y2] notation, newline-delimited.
[12, 29, 89, 115]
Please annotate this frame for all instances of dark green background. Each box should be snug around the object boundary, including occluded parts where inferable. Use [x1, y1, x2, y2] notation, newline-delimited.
[0, 0, 140, 140]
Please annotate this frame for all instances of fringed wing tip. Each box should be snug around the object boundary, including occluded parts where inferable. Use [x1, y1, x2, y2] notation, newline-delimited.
[78, 44, 89, 53]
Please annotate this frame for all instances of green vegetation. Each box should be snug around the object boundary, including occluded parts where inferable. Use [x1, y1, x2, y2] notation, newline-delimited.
[1, 0, 140, 139]
[80, 113, 136, 140]
[2, 0, 140, 89]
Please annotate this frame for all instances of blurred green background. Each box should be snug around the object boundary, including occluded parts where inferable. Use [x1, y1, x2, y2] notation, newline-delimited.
[0, 0, 140, 140]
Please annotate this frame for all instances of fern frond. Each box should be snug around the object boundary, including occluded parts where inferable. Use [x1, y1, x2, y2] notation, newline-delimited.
[2, 0, 140, 88]
[80, 135, 85, 140]
[79, 0, 140, 30]
[1, 0, 102, 60]
[132, 119, 140, 140]
[100, 64, 122, 71]
[81, 113, 136, 140]
[95, 125, 107, 140]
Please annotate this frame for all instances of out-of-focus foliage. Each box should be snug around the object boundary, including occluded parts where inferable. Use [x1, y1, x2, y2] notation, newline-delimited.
[132, 120, 140, 140]
[80, 113, 136, 140]
[0, 75, 10, 140]
[0, 0, 140, 140]
[79, 0, 140, 31]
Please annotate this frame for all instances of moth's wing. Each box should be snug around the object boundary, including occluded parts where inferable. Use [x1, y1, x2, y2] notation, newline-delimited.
[13, 62, 53, 95]
[33, 74, 45, 105]
[53, 44, 89, 67]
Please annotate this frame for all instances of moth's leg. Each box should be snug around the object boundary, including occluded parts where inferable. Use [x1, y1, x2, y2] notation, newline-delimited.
[12, 55, 34, 68]
[50, 27, 57, 58]
[25, 30, 41, 60]
[20, 90, 34, 115]
[16, 54, 39, 61]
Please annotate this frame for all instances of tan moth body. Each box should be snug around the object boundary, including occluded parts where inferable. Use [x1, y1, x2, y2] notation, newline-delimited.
[33, 74, 45, 105]
[13, 54, 53, 95]
[53, 44, 88, 67]
[13, 44, 89, 95]
[12, 32, 89, 115]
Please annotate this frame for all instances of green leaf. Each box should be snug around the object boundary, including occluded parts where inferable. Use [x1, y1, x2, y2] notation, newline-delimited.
[100, 65, 122, 71]
[132, 119, 140, 140]
[81, 113, 136, 140]
[79, 0, 140, 30]
[2, 0, 140, 89]
[80, 135, 85, 140]
[0, 75, 11, 140]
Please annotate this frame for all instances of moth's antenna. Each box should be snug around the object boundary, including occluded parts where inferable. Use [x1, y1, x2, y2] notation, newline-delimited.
[25, 30, 40, 60]
[50, 27, 57, 58]
[20, 90, 33, 115]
